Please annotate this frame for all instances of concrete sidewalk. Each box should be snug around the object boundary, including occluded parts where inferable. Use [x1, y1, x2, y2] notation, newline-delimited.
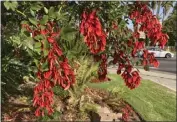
[138, 69, 176, 80]
[108, 67, 176, 91]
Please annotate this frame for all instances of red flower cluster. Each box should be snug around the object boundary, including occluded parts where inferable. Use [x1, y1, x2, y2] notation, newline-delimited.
[80, 10, 107, 54]
[112, 49, 141, 89]
[129, 2, 162, 69]
[130, 2, 169, 48]
[97, 54, 109, 81]
[113, 50, 130, 66]
[130, 40, 145, 57]
[22, 21, 75, 116]
[33, 79, 54, 116]
[142, 50, 159, 68]
[93, 54, 109, 82]
[122, 105, 132, 122]
[121, 68, 141, 89]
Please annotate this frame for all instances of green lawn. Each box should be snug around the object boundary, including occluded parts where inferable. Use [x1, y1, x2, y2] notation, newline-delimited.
[87, 74, 176, 121]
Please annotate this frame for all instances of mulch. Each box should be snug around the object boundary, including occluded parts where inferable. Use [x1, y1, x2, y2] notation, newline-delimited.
[2, 87, 143, 121]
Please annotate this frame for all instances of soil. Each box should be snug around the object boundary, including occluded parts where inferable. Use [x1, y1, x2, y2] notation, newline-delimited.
[2, 87, 143, 122]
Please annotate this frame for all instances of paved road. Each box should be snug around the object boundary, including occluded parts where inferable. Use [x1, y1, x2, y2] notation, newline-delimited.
[108, 57, 176, 74]
[147, 57, 176, 74]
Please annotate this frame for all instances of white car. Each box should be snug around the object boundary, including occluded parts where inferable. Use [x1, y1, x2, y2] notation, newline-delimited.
[147, 47, 174, 58]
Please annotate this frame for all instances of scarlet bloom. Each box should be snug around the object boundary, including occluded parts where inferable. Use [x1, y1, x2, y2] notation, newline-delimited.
[47, 37, 55, 43]
[129, 2, 168, 47]
[34, 107, 41, 117]
[153, 59, 159, 67]
[33, 81, 54, 116]
[43, 70, 52, 79]
[121, 69, 141, 89]
[122, 105, 132, 122]
[127, 40, 133, 47]
[32, 30, 40, 37]
[142, 58, 148, 66]
[52, 42, 62, 56]
[133, 32, 140, 39]
[143, 50, 148, 58]
[41, 29, 49, 35]
[24, 20, 76, 117]
[137, 41, 144, 50]
[80, 10, 107, 54]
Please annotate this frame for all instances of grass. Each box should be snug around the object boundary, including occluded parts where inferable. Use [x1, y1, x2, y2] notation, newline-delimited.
[87, 74, 176, 121]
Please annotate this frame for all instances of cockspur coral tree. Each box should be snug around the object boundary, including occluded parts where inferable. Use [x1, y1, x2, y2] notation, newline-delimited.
[9, 1, 168, 117]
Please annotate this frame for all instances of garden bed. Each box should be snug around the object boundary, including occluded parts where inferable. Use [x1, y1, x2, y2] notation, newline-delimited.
[2, 87, 142, 121]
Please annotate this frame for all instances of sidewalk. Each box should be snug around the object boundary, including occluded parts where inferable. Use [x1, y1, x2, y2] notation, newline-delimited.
[138, 69, 176, 80]
[108, 67, 176, 91]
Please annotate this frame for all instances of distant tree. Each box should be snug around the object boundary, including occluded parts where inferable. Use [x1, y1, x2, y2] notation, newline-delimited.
[163, 2, 177, 46]
[149, 1, 175, 22]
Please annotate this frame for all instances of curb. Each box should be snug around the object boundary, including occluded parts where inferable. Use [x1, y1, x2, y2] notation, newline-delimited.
[157, 58, 176, 61]
[138, 69, 176, 80]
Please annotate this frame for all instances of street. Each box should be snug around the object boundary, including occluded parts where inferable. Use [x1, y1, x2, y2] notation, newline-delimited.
[108, 57, 176, 74]
[148, 57, 176, 74]
[108, 57, 176, 91]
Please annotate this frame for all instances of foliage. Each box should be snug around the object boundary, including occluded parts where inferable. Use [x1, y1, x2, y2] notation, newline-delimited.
[67, 56, 99, 120]
[1, 21, 32, 103]
[163, 3, 177, 46]
[67, 56, 99, 104]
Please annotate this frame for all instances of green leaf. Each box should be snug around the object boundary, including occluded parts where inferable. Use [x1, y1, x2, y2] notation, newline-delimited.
[44, 7, 48, 14]
[41, 61, 49, 72]
[60, 25, 77, 41]
[43, 39, 50, 49]
[33, 59, 39, 67]
[119, 20, 126, 28]
[40, 25, 46, 30]
[33, 42, 41, 54]
[10, 36, 21, 45]
[4, 1, 18, 11]
[21, 28, 27, 33]
[34, 48, 41, 55]
[40, 15, 48, 25]
[4, 1, 11, 10]
[21, 21, 29, 25]
[10, 2, 18, 11]
[30, 9, 35, 17]
[48, 7, 55, 18]
[43, 50, 49, 57]
[24, 37, 34, 50]
[30, 4, 42, 11]
[26, 48, 34, 57]
[34, 34, 45, 41]
[34, 42, 41, 49]
[28, 18, 38, 26]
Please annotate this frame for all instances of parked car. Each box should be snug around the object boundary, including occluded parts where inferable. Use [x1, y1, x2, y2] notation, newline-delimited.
[147, 47, 174, 58]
